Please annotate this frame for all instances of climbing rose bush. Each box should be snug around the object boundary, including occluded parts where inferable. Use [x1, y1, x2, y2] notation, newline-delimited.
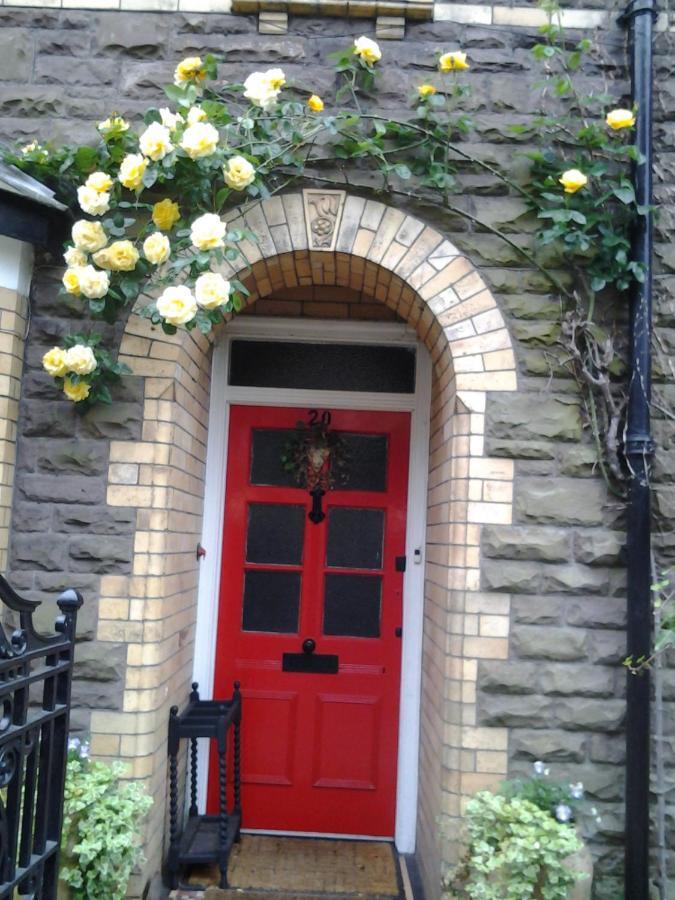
[5, 1, 640, 416]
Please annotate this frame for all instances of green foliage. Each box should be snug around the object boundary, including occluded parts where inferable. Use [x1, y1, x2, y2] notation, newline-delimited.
[60, 746, 152, 900]
[447, 792, 584, 900]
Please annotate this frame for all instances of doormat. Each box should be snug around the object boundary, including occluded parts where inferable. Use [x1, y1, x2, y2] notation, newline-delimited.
[175, 834, 402, 898]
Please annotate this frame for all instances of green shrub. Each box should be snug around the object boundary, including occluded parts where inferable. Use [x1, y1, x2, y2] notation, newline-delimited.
[448, 791, 583, 900]
[59, 739, 153, 900]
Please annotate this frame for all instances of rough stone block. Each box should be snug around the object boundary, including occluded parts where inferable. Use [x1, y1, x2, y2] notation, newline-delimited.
[511, 595, 562, 625]
[68, 535, 133, 574]
[512, 625, 587, 661]
[477, 660, 540, 694]
[555, 699, 625, 732]
[482, 524, 571, 562]
[515, 478, 607, 526]
[19, 475, 105, 505]
[11, 534, 66, 571]
[573, 530, 625, 566]
[73, 641, 126, 682]
[485, 437, 555, 460]
[482, 559, 540, 593]
[55, 504, 136, 535]
[0, 30, 33, 82]
[478, 692, 552, 729]
[539, 665, 616, 698]
[588, 631, 626, 666]
[78, 403, 142, 441]
[487, 394, 582, 442]
[36, 440, 109, 476]
[510, 728, 586, 763]
[565, 597, 626, 630]
[539, 564, 612, 595]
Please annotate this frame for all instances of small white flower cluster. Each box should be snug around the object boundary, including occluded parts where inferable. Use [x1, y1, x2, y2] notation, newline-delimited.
[68, 736, 90, 759]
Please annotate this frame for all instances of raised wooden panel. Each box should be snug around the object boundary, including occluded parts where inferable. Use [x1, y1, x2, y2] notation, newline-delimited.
[241, 689, 298, 786]
[312, 694, 380, 790]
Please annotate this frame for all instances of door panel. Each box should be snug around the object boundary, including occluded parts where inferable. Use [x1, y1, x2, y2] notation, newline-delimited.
[211, 405, 410, 836]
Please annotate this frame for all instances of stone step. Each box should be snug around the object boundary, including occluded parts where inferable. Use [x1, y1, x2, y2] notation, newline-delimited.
[205, 891, 399, 900]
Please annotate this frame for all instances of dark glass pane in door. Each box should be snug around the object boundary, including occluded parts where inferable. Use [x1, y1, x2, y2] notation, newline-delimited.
[327, 508, 384, 570]
[246, 504, 305, 565]
[242, 570, 301, 633]
[250, 429, 297, 487]
[340, 434, 388, 492]
[323, 574, 382, 638]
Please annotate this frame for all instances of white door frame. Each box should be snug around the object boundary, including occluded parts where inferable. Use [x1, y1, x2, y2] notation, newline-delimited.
[191, 316, 431, 854]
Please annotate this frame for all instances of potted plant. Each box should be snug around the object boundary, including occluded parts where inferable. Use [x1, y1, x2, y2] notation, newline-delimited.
[446, 762, 597, 900]
[58, 738, 153, 900]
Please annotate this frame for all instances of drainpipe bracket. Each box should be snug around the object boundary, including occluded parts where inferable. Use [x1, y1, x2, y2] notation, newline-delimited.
[624, 434, 656, 459]
[618, 0, 659, 26]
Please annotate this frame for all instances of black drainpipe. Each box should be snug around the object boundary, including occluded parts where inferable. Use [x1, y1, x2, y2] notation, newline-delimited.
[618, 2, 658, 898]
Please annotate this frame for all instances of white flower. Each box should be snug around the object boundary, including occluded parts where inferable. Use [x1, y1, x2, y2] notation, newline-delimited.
[78, 265, 110, 299]
[554, 803, 573, 823]
[143, 232, 171, 265]
[77, 186, 110, 216]
[159, 108, 184, 131]
[570, 782, 584, 800]
[187, 105, 207, 125]
[190, 213, 226, 250]
[195, 272, 231, 309]
[85, 171, 113, 193]
[223, 156, 255, 191]
[353, 36, 381, 65]
[139, 122, 173, 161]
[180, 122, 219, 160]
[243, 68, 285, 110]
[68, 737, 81, 751]
[533, 761, 546, 776]
[156, 286, 198, 326]
[64, 247, 87, 267]
[65, 344, 97, 375]
[72, 220, 108, 253]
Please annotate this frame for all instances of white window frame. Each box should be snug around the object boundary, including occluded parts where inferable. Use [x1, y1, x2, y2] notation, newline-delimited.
[192, 316, 432, 853]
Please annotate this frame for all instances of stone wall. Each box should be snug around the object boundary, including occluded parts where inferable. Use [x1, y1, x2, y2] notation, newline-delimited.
[0, 5, 673, 900]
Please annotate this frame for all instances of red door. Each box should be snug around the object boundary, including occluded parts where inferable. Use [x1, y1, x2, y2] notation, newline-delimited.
[211, 405, 410, 836]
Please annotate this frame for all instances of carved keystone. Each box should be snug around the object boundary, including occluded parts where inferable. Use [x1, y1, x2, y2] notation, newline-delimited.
[302, 190, 346, 252]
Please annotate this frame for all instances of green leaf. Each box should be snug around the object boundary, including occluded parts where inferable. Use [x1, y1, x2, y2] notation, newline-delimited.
[612, 184, 635, 205]
[144, 108, 162, 125]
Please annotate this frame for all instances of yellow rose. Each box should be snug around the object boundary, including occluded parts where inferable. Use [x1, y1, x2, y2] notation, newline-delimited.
[139, 122, 173, 162]
[42, 347, 68, 377]
[72, 220, 107, 253]
[418, 84, 436, 97]
[85, 171, 113, 193]
[62, 267, 83, 295]
[307, 95, 324, 112]
[439, 51, 469, 72]
[143, 232, 171, 265]
[223, 156, 255, 191]
[606, 108, 636, 130]
[353, 36, 381, 65]
[21, 141, 38, 154]
[187, 106, 207, 124]
[243, 70, 284, 110]
[78, 265, 110, 299]
[190, 213, 226, 250]
[98, 116, 129, 134]
[63, 378, 91, 403]
[93, 240, 139, 271]
[159, 108, 184, 131]
[65, 344, 97, 375]
[174, 56, 206, 87]
[156, 286, 198, 326]
[195, 272, 231, 309]
[118, 153, 147, 190]
[77, 185, 110, 216]
[64, 246, 87, 267]
[152, 199, 181, 232]
[180, 122, 219, 160]
[559, 168, 588, 194]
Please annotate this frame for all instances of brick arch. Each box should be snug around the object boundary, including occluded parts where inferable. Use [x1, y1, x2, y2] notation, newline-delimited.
[99, 191, 517, 899]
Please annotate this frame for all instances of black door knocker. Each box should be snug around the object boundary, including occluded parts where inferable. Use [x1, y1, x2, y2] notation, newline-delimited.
[281, 410, 349, 524]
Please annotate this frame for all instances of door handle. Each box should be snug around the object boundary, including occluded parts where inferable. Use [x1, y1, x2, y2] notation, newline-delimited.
[302, 638, 316, 654]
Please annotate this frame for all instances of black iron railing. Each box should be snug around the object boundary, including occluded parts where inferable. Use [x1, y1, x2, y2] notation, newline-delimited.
[0, 575, 82, 900]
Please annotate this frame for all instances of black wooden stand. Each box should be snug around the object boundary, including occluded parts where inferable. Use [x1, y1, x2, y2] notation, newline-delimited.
[167, 681, 241, 889]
